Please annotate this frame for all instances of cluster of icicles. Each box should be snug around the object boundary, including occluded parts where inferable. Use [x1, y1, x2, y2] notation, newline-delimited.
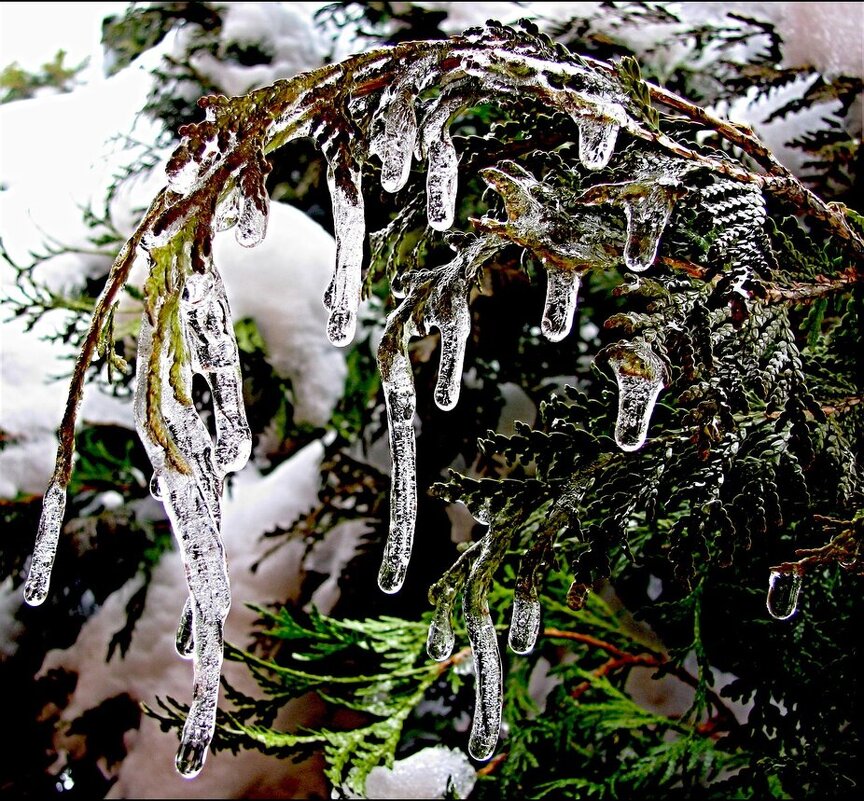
[23, 24, 782, 778]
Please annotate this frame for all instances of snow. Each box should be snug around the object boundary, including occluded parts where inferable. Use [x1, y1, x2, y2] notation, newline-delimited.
[342, 745, 476, 800]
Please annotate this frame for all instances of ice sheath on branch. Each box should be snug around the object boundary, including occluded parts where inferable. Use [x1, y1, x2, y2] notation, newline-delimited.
[22, 18, 861, 778]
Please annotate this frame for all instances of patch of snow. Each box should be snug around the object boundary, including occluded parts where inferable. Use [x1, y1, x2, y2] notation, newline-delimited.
[341, 745, 476, 800]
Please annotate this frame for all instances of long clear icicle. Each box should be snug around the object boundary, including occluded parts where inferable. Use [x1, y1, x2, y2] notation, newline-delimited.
[323, 148, 365, 347]
[134, 242, 250, 778]
[464, 530, 504, 761]
[184, 270, 252, 477]
[377, 239, 498, 592]
[376, 317, 417, 594]
[606, 340, 666, 452]
[417, 90, 470, 231]
[23, 480, 67, 606]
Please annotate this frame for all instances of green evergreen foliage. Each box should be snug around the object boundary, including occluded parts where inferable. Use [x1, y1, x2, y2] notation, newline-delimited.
[2, 3, 861, 798]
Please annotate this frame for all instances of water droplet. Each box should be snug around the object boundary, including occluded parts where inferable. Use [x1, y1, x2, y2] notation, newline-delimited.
[149, 472, 163, 501]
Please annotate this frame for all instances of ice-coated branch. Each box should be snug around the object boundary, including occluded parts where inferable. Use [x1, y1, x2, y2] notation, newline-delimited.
[24, 17, 856, 780]
[377, 236, 503, 593]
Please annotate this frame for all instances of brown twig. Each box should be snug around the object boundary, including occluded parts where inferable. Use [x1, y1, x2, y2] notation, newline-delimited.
[544, 628, 739, 733]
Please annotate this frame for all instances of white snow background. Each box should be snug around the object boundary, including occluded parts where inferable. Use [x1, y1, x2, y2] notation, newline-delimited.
[0, 2, 861, 798]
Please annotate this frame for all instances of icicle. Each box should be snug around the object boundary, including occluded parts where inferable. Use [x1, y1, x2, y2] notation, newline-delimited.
[542, 268, 581, 342]
[576, 115, 620, 171]
[134, 246, 238, 778]
[376, 318, 417, 594]
[463, 533, 503, 761]
[424, 253, 482, 410]
[427, 584, 457, 662]
[184, 270, 252, 477]
[767, 567, 803, 620]
[621, 180, 681, 272]
[508, 589, 541, 655]
[235, 153, 271, 248]
[606, 341, 666, 452]
[427, 138, 459, 231]
[508, 530, 553, 655]
[23, 480, 66, 606]
[417, 90, 470, 232]
[370, 90, 418, 193]
[323, 152, 365, 346]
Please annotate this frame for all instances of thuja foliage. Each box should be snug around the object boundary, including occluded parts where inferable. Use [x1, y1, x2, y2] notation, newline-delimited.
[8, 4, 863, 798]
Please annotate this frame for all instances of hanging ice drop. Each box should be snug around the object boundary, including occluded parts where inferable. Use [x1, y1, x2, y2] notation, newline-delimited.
[377, 330, 417, 594]
[324, 157, 365, 346]
[576, 115, 620, 171]
[427, 137, 459, 231]
[622, 181, 679, 272]
[542, 268, 581, 342]
[427, 601, 456, 662]
[23, 480, 66, 606]
[607, 341, 666, 452]
[464, 535, 503, 762]
[767, 568, 803, 620]
[371, 91, 418, 194]
[508, 590, 541, 655]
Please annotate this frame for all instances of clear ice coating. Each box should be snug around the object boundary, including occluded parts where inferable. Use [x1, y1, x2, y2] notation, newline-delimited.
[376, 320, 418, 594]
[621, 180, 680, 272]
[576, 114, 620, 171]
[606, 340, 666, 452]
[463, 533, 503, 761]
[324, 152, 365, 346]
[417, 90, 469, 231]
[23, 480, 67, 606]
[542, 269, 581, 342]
[370, 89, 418, 193]
[508, 590, 541, 655]
[133, 244, 251, 778]
[767, 568, 803, 620]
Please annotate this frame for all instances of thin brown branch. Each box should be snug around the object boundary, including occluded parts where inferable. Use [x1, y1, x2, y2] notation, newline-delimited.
[583, 55, 864, 261]
[50, 190, 168, 487]
[544, 628, 739, 733]
[763, 268, 860, 304]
